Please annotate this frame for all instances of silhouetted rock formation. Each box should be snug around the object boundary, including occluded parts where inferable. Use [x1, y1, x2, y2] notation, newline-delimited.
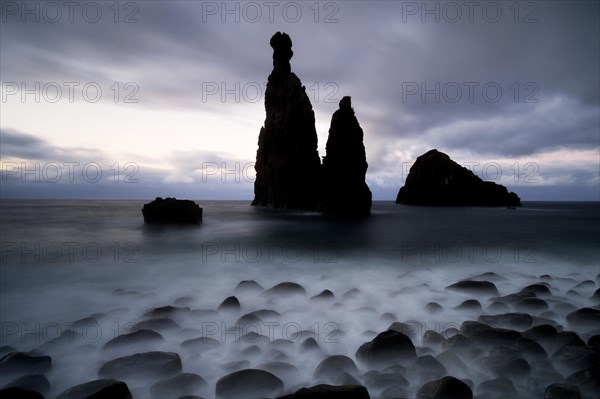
[396, 149, 521, 206]
[142, 197, 202, 224]
[321, 97, 372, 216]
[252, 32, 321, 210]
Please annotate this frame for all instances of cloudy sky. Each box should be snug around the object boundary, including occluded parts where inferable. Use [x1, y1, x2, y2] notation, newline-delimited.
[1, 0, 598, 200]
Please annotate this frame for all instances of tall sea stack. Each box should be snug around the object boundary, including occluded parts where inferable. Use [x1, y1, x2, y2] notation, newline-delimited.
[321, 96, 372, 216]
[252, 32, 321, 210]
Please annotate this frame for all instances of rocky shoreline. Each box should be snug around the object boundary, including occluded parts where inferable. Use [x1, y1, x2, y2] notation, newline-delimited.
[1, 270, 598, 399]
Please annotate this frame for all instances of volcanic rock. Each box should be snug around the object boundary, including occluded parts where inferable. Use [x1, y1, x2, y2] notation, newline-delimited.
[320, 96, 372, 216]
[396, 149, 521, 206]
[142, 197, 202, 224]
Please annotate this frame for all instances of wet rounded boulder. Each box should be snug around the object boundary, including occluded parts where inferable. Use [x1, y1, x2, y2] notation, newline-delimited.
[278, 384, 370, 399]
[356, 330, 417, 368]
[446, 280, 499, 296]
[416, 376, 473, 399]
[98, 351, 182, 380]
[216, 368, 284, 398]
[56, 379, 132, 399]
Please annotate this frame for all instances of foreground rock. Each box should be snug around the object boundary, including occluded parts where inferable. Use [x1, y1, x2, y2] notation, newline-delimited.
[0, 352, 51, 377]
[215, 369, 283, 398]
[416, 376, 473, 399]
[320, 96, 372, 216]
[0, 387, 44, 399]
[56, 379, 132, 399]
[142, 197, 202, 224]
[446, 280, 499, 296]
[150, 373, 208, 398]
[252, 32, 321, 210]
[98, 351, 182, 380]
[396, 149, 521, 206]
[278, 384, 370, 399]
[356, 330, 417, 368]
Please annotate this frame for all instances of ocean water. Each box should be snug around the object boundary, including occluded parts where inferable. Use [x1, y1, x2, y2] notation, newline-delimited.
[1, 200, 599, 398]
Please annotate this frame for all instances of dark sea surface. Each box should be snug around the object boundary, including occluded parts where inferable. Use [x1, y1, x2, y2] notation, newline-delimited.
[1, 200, 599, 398]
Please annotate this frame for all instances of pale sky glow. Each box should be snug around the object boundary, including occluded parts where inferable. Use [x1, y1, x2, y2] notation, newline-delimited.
[1, 1, 598, 200]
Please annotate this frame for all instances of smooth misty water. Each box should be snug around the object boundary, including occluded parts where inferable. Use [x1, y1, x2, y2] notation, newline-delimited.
[1, 200, 599, 398]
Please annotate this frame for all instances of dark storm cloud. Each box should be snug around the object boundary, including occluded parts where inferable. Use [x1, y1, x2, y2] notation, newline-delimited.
[1, 1, 598, 199]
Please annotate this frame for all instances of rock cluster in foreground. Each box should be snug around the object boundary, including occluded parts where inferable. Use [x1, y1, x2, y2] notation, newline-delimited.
[2, 270, 598, 399]
[142, 197, 202, 224]
[396, 149, 521, 206]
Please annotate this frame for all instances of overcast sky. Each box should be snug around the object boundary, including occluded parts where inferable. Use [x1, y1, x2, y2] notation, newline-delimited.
[1, 0, 598, 200]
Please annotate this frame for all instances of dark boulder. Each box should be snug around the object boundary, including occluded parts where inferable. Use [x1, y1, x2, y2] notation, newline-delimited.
[0, 352, 51, 377]
[320, 96, 372, 216]
[252, 32, 321, 210]
[102, 329, 164, 351]
[475, 377, 518, 398]
[142, 197, 202, 224]
[235, 280, 264, 294]
[98, 351, 182, 380]
[396, 149, 520, 206]
[150, 373, 208, 398]
[566, 308, 600, 328]
[215, 369, 283, 399]
[2, 374, 50, 396]
[446, 280, 499, 296]
[313, 355, 358, 382]
[56, 379, 132, 399]
[264, 282, 306, 297]
[218, 296, 241, 312]
[416, 376, 473, 399]
[544, 383, 582, 399]
[0, 387, 44, 399]
[277, 384, 370, 399]
[356, 330, 417, 368]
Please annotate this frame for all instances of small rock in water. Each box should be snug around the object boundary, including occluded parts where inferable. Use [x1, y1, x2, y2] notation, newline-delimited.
[218, 296, 241, 312]
[0, 387, 44, 399]
[264, 282, 306, 297]
[102, 329, 164, 351]
[277, 384, 370, 399]
[566, 307, 600, 328]
[356, 330, 417, 368]
[416, 376, 473, 399]
[454, 299, 482, 311]
[142, 197, 202, 224]
[543, 383, 582, 399]
[313, 355, 358, 382]
[2, 374, 51, 396]
[150, 373, 208, 398]
[235, 280, 264, 294]
[475, 377, 518, 398]
[0, 352, 52, 377]
[425, 302, 443, 314]
[98, 351, 182, 380]
[56, 379, 132, 399]
[310, 289, 334, 301]
[133, 317, 180, 332]
[215, 369, 283, 399]
[446, 280, 499, 296]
